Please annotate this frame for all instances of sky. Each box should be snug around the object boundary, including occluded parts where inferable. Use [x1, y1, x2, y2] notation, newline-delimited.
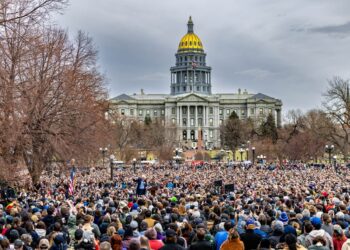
[56, 0, 350, 112]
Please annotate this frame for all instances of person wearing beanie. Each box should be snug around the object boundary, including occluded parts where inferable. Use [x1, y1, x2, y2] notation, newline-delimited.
[279, 212, 289, 225]
[240, 219, 262, 250]
[304, 217, 333, 249]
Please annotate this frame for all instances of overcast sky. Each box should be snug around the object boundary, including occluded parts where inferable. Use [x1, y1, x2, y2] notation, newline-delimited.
[56, 0, 350, 112]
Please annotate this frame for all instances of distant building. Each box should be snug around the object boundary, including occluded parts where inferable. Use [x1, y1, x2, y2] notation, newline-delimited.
[110, 17, 282, 148]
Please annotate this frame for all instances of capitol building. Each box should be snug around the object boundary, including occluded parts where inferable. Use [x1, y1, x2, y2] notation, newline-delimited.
[110, 17, 282, 148]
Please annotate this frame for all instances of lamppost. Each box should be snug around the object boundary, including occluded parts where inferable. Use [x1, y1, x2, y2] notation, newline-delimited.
[252, 147, 256, 164]
[239, 148, 244, 162]
[99, 147, 108, 168]
[109, 155, 115, 181]
[325, 145, 334, 164]
[133, 158, 137, 174]
[333, 155, 337, 168]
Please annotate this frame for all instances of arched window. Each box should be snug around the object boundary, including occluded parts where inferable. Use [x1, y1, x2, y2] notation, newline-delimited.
[190, 130, 195, 140]
[183, 130, 187, 140]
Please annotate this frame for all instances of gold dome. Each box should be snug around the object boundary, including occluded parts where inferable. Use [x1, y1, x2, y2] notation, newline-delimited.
[177, 17, 204, 53]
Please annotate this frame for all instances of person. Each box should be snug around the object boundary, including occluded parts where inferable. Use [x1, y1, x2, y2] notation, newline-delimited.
[100, 241, 112, 250]
[139, 236, 150, 250]
[135, 176, 147, 196]
[144, 228, 163, 250]
[219, 228, 244, 250]
[188, 228, 213, 250]
[240, 219, 262, 250]
[333, 225, 346, 250]
[214, 221, 233, 250]
[283, 234, 306, 250]
[110, 233, 124, 250]
[142, 211, 155, 229]
[258, 238, 272, 250]
[159, 229, 185, 250]
[308, 236, 330, 250]
[37, 238, 50, 250]
[304, 217, 333, 249]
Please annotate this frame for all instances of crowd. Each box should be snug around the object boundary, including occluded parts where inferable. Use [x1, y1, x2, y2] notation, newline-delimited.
[1, 164, 350, 250]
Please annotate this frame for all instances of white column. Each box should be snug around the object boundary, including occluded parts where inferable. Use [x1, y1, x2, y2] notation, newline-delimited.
[195, 105, 197, 127]
[179, 106, 182, 127]
[187, 105, 190, 140]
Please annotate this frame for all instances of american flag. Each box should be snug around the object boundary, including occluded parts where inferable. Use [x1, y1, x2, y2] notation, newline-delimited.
[191, 61, 197, 69]
[68, 167, 76, 195]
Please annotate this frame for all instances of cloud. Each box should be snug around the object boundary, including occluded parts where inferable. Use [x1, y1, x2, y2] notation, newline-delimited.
[309, 21, 350, 35]
[233, 69, 276, 79]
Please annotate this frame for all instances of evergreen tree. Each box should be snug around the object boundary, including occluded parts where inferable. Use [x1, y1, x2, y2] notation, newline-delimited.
[144, 116, 152, 125]
[220, 111, 243, 154]
[260, 113, 278, 143]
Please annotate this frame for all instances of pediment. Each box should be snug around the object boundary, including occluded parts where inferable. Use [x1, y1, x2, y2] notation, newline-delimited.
[177, 93, 209, 103]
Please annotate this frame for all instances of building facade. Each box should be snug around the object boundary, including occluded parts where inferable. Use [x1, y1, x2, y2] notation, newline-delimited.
[110, 17, 282, 148]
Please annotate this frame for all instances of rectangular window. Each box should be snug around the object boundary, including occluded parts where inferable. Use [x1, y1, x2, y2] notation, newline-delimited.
[209, 130, 213, 138]
[130, 109, 134, 116]
[183, 86, 186, 91]
[198, 118, 203, 126]
[139, 110, 143, 116]
[172, 107, 176, 114]
[190, 118, 194, 126]
[259, 108, 264, 115]
[269, 108, 272, 114]
[219, 109, 223, 115]
[183, 118, 187, 126]
[198, 107, 203, 114]
[182, 107, 187, 115]
[241, 109, 245, 116]
[219, 119, 223, 125]
[190, 107, 195, 114]
[226, 109, 230, 115]
[196, 86, 200, 91]
[209, 118, 213, 126]
[172, 118, 176, 124]
[154, 110, 157, 116]
[146, 109, 150, 115]
[121, 109, 125, 115]
[250, 108, 255, 115]
[209, 107, 213, 115]
[161, 109, 165, 115]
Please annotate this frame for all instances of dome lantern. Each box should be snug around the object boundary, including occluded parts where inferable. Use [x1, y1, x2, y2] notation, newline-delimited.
[187, 16, 194, 33]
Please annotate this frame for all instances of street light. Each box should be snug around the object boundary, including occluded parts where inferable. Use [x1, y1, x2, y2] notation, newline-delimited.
[325, 145, 334, 164]
[133, 158, 137, 174]
[239, 148, 244, 162]
[252, 147, 256, 164]
[109, 154, 115, 181]
[99, 147, 108, 168]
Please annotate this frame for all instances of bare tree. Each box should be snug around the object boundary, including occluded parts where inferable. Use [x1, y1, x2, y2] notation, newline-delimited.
[323, 77, 350, 160]
[0, 17, 107, 183]
[0, 0, 66, 25]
